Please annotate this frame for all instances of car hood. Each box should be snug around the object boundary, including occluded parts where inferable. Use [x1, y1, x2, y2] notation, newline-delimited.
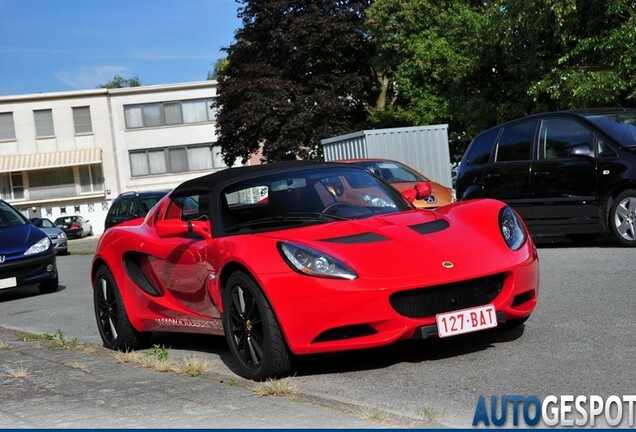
[254, 201, 516, 280]
[0, 224, 48, 255]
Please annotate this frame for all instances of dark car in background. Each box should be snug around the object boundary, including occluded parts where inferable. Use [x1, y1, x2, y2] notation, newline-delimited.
[104, 190, 169, 230]
[54, 215, 93, 239]
[456, 108, 636, 246]
[0, 199, 58, 294]
[30, 217, 68, 255]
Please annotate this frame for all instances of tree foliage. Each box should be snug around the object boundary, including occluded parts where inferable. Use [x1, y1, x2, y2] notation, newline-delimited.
[215, 0, 375, 165]
[98, 75, 141, 89]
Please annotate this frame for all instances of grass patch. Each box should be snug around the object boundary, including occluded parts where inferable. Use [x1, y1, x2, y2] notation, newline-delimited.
[253, 378, 299, 397]
[115, 349, 210, 376]
[174, 356, 210, 377]
[359, 408, 390, 423]
[70, 361, 89, 371]
[5, 365, 29, 379]
[20, 330, 80, 349]
[418, 405, 440, 423]
[0, 340, 9, 350]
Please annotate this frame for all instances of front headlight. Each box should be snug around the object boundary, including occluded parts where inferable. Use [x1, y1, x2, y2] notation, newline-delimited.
[499, 206, 526, 250]
[25, 237, 52, 255]
[278, 242, 358, 280]
[59, 232, 67, 239]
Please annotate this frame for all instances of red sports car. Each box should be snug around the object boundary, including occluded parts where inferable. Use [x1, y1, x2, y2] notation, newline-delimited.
[91, 161, 539, 380]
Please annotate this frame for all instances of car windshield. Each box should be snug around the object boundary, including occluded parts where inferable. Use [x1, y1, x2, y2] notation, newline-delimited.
[55, 217, 76, 224]
[221, 166, 411, 234]
[585, 112, 636, 147]
[0, 201, 27, 228]
[354, 160, 428, 183]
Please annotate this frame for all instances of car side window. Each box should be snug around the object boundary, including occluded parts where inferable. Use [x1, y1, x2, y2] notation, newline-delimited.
[129, 199, 141, 218]
[165, 194, 209, 222]
[465, 129, 499, 165]
[596, 137, 617, 158]
[495, 121, 536, 162]
[111, 199, 128, 217]
[538, 119, 593, 160]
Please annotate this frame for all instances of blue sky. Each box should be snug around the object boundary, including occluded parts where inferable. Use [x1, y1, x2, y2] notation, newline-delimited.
[0, 0, 241, 96]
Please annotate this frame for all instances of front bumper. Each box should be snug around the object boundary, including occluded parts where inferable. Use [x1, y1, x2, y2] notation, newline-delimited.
[260, 251, 539, 355]
[0, 253, 58, 289]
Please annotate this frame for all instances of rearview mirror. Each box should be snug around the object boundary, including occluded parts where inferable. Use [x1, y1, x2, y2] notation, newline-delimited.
[156, 219, 211, 239]
[401, 182, 432, 203]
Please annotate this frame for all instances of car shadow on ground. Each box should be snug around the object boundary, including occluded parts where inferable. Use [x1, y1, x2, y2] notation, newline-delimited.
[0, 284, 67, 303]
[533, 234, 620, 249]
[147, 325, 525, 378]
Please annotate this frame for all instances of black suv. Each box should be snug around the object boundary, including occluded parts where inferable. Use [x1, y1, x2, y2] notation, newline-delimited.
[104, 190, 168, 230]
[456, 108, 636, 246]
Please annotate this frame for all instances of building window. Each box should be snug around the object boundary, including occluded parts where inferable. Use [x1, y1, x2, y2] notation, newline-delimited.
[34, 109, 55, 138]
[29, 167, 75, 200]
[130, 145, 223, 177]
[124, 98, 215, 129]
[0, 112, 16, 141]
[73, 106, 93, 134]
[0, 172, 24, 200]
[79, 164, 104, 194]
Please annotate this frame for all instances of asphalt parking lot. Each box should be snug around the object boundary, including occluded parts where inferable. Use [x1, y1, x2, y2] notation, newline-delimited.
[1, 235, 635, 427]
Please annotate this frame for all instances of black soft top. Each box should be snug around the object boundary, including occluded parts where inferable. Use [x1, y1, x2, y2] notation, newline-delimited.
[171, 160, 359, 197]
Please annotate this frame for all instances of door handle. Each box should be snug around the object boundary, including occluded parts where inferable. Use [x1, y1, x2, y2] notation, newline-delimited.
[533, 171, 549, 177]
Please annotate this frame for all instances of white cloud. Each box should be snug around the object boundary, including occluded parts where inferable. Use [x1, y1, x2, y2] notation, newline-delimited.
[55, 65, 132, 90]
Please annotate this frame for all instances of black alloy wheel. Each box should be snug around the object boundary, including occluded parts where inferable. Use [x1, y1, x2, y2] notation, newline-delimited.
[222, 271, 291, 380]
[93, 266, 149, 350]
[610, 189, 636, 246]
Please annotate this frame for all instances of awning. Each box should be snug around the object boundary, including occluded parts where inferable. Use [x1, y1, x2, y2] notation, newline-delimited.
[0, 148, 102, 173]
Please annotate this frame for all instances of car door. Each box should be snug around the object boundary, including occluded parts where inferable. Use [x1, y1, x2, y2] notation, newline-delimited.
[139, 192, 219, 318]
[481, 120, 537, 222]
[530, 117, 598, 232]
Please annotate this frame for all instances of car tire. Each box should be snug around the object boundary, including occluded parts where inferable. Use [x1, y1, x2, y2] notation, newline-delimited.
[39, 276, 59, 294]
[80, 228, 85, 238]
[222, 270, 292, 380]
[93, 266, 150, 351]
[88, 227, 93, 236]
[609, 189, 636, 246]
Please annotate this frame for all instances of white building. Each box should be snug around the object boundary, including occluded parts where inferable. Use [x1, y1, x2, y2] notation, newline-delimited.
[0, 80, 244, 235]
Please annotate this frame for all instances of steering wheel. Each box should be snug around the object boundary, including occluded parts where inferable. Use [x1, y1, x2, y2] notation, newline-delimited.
[321, 202, 356, 215]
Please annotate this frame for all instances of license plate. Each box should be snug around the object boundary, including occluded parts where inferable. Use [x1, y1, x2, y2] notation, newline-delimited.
[0, 277, 17, 290]
[436, 304, 497, 338]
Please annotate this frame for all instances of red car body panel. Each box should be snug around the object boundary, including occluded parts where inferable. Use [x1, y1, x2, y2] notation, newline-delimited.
[93, 176, 538, 356]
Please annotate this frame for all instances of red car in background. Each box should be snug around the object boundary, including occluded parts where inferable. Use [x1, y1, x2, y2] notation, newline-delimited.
[91, 161, 538, 380]
[339, 158, 455, 209]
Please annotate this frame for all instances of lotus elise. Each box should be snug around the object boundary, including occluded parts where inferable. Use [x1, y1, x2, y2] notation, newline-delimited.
[91, 161, 539, 380]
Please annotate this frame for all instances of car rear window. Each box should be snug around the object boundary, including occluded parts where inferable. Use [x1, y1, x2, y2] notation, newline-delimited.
[586, 113, 636, 148]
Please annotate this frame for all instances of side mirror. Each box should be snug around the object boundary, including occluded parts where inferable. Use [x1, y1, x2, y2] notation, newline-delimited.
[402, 182, 432, 203]
[31, 218, 43, 227]
[156, 219, 211, 239]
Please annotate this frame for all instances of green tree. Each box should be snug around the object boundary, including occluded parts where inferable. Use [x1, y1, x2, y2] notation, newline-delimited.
[529, 0, 636, 108]
[207, 58, 229, 80]
[215, 0, 375, 165]
[367, 0, 485, 159]
[98, 75, 141, 89]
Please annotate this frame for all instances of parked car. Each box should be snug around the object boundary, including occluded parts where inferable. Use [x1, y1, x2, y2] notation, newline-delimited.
[92, 161, 539, 380]
[339, 159, 455, 208]
[456, 108, 636, 246]
[30, 217, 68, 255]
[104, 190, 169, 230]
[54, 215, 93, 239]
[0, 200, 58, 294]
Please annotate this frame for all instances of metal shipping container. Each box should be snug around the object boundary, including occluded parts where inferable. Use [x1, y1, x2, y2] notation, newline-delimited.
[321, 125, 452, 188]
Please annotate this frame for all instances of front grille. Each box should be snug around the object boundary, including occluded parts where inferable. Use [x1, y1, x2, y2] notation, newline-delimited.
[390, 274, 506, 318]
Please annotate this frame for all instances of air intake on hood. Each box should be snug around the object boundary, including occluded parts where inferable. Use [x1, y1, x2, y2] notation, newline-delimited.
[320, 232, 388, 244]
[408, 219, 449, 235]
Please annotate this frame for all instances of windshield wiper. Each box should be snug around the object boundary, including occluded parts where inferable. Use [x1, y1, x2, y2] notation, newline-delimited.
[225, 212, 349, 233]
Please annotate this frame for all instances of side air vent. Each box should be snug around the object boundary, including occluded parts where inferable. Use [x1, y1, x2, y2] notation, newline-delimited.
[123, 252, 163, 297]
[408, 219, 450, 235]
[320, 232, 388, 244]
[313, 324, 377, 343]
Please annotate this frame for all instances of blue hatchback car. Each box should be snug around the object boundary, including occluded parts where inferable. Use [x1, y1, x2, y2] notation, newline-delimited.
[0, 199, 58, 294]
